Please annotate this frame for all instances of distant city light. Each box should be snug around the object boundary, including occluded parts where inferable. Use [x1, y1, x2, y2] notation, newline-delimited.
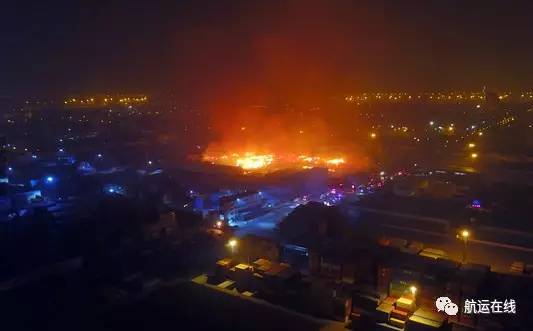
[470, 153, 478, 159]
[58, 148, 64, 152]
[429, 121, 434, 126]
[468, 143, 476, 148]
[148, 160, 153, 165]
[370, 132, 377, 138]
[45, 176, 55, 183]
[476, 104, 481, 108]
[8, 167, 13, 172]
[97, 153, 103, 158]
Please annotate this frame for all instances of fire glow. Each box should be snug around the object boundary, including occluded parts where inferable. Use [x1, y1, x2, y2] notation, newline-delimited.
[201, 104, 371, 174]
[326, 158, 345, 166]
[203, 152, 348, 172]
[235, 153, 274, 170]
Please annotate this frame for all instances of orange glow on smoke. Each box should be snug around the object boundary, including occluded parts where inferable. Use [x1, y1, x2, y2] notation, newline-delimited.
[202, 98, 371, 173]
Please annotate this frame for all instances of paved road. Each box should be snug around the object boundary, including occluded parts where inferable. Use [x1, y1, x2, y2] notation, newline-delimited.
[233, 201, 300, 239]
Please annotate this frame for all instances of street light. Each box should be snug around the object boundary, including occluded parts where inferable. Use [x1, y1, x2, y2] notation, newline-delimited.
[227, 239, 238, 254]
[459, 229, 470, 264]
[470, 153, 478, 159]
[409, 285, 417, 298]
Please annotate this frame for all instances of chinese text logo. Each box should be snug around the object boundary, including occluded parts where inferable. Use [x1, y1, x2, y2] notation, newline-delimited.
[435, 297, 459, 316]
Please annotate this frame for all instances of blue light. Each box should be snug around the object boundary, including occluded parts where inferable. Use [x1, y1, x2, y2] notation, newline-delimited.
[77, 162, 95, 172]
[31, 154, 37, 159]
[97, 153, 103, 158]
[58, 148, 64, 153]
[104, 184, 125, 196]
[45, 176, 54, 183]
[8, 167, 13, 172]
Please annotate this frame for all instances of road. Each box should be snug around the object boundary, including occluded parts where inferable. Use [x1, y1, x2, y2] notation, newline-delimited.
[233, 201, 300, 239]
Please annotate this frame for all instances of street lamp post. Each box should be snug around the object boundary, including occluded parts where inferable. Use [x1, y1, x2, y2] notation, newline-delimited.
[460, 229, 470, 264]
[409, 285, 417, 301]
[228, 239, 238, 255]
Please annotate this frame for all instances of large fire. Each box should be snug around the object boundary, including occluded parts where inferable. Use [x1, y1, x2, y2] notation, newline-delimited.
[203, 152, 349, 172]
[235, 153, 274, 170]
[201, 102, 371, 174]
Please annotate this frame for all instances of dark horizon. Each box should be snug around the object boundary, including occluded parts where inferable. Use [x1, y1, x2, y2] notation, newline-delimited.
[2, 0, 533, 102]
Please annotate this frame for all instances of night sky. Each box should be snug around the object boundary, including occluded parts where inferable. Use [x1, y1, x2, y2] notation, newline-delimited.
[2, 0, 533, 100]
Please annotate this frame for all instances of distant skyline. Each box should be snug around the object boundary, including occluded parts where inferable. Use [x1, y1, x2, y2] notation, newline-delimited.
[2, 0, 533, 103]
